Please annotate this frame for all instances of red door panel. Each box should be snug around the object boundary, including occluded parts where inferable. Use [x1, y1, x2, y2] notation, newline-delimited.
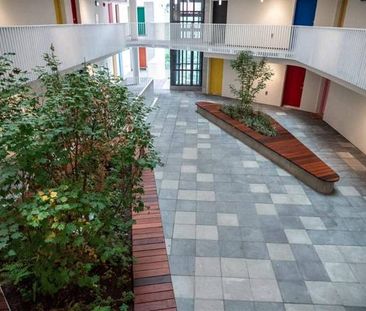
[139, 47, 147, 69]
[282, 65, 306, 107]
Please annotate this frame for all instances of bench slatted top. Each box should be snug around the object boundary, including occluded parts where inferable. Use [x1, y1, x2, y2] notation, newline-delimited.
[197, 102, 339, 183]
[133, 170, 177, 311]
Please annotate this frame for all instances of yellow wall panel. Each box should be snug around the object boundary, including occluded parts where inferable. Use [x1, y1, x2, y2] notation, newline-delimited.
[209, 58, 223, 96]
[53, 0, 64, 24]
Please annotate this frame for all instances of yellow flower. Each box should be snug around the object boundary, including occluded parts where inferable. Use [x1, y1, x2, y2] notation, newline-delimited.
[50, 191, 57, 198]
[38, 191, 45, 196]
[41, 195, 49, 202]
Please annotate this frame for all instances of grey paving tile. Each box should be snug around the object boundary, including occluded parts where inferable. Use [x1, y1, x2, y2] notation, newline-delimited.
[250, 279, 282, 302]
[223, 278, 253, 301]
[314, 306, 346, 311]
[196, 240, 220, 257]
[171, 239, 196, 256]
[324, 262, 357, 282]
[169, 255, 195, 276]
[196, 225, 218, 240]
[285, 229, 312, 244]
[272, 261, 302, 281]
[161, 179, 179, 190]
[314, 245, 346, 262]
[176, 200, 196, 211]
[220, 240, 244, 258]
[224, 300, 255, 311]
[241, 228, 265, 242]
[195, 276, 223, 299]
[338, 246, 366, 263]
[175, 211, 196, 224]
[291, 244, 321, 262]
[172, 275, 195, 298]
[196, 212, 217, 225]
[254, 302, 285, 311]
[305, 281, 342, 305]
[195, 257, 221, 276]
[218, 226, 242, 241]
[176, 298, 194, 311]
[173, 224, 196, 239]
[217, 213, 239, 226]
[300, 217, 326, 230]
[194, 299, 224, 311]
[267, 243, 295, 261]
[284, 304, 315, 311]
[297, 261, 330, 281]
[221, 257, 248, 278]
[247, 259, 275, 279]
[350, 263, 366, 283]
[262, 228, 289, 243]
[256, 203, 277, 215]
[278, 280, 312, 303]
[334, 282, 366, 307]
[242, 242, 270, 259]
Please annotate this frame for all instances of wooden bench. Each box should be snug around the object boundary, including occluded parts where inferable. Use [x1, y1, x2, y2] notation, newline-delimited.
[133, 170, 176, 311]
[196, 102, 339, 194]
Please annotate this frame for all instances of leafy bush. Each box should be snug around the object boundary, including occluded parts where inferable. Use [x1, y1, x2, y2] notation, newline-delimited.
[0, 48, 159, 310]
[222, 51, 277, 137]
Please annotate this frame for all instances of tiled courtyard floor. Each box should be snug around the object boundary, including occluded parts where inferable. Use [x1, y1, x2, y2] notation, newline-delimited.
[147, 89, 366, 311]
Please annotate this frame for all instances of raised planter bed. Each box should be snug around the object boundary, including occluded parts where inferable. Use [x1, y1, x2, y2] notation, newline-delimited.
[0, 170, 176, 311]
[133, 170, 176, 311]
[196, 101, 339, 194]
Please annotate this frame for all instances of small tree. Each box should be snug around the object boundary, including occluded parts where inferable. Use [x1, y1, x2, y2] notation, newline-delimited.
[223, 51, 277, 136]
[230, 51, 273, 113]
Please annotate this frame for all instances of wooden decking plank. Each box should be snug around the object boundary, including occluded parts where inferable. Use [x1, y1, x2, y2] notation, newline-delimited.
[133, 170, 176, 310]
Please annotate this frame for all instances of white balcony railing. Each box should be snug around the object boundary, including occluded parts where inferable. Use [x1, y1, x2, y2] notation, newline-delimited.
[1, 23, 366, 92]
[0, 24, 131, 80]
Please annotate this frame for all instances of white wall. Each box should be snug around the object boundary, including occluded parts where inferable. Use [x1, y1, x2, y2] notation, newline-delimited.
[314, 0, 339, 26]
[343, 0, 366, 28]
[324, 82, 366, 154]
[222, 60, 287, 107]
[321, 0, 366, 154]
[0, 0, 56, 25]
[79, 0, 109, 24]
[299, 71, 322, 112]
[226, 0, 295, 25]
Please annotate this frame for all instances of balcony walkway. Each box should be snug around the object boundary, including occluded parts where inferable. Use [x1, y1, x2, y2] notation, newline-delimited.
[1, 23, 366, 94]
[147, 89, 366, 310]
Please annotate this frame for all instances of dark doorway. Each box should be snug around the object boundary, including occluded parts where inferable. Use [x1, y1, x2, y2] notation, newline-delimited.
[212, 0, 228, 45]
[213, 0, 227, 24]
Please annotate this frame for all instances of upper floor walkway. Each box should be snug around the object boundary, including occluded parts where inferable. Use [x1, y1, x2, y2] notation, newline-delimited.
[1, 22, 365, 94]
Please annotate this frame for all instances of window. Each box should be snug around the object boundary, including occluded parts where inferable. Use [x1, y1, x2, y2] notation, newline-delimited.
[170, 0, 204, 87]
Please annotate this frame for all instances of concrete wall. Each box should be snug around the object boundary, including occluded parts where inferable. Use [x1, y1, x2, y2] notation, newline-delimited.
[0, 0, 57, 25]
[222, 60, 287, 107]
[343, 0, 366, 28]
[227, 0, 295, 25]
[314, 0, 339, 26]
[322, 0, 366, 154]
[324, 83, 366, 154]
[79, 0, 109, 24]
[299, 71, 322, 112]
[298, 0, 339, 113]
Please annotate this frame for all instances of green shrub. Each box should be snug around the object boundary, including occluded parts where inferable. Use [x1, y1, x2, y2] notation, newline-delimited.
[222, 51, 277, 136]
[0, 48, 159, 309]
